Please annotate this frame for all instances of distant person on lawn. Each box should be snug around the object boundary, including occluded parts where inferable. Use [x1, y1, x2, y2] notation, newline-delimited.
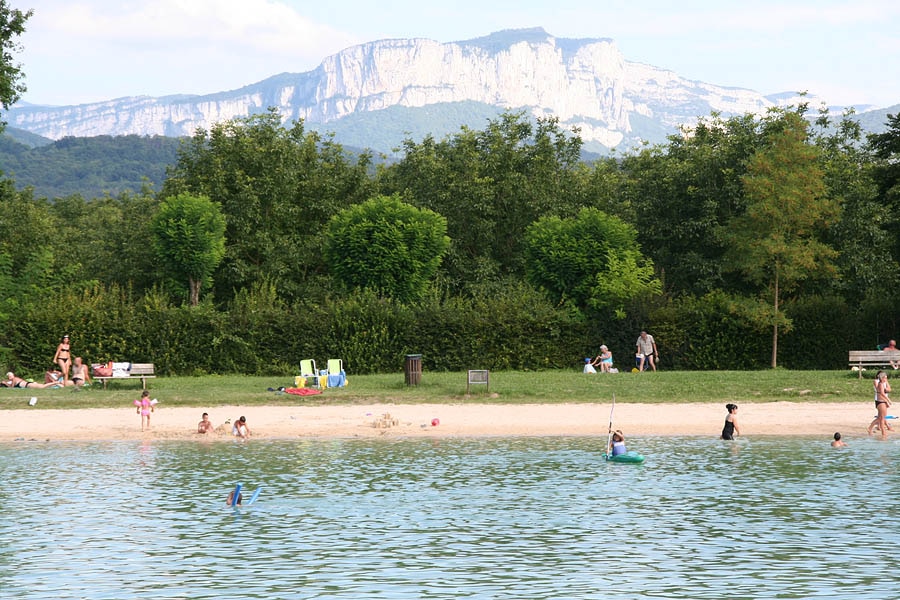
[2, 372, 60, 389]
[53, 334, 72, 384]
[67, 357, 91, 387]
[635, 331, 659, 372]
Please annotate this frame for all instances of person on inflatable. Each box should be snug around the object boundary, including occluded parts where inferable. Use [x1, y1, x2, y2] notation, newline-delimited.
[609, 430, 627, 456]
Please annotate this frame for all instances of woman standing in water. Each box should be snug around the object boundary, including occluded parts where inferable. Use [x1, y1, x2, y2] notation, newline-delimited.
[721, 403, 740, 440]
[52, 334, 72, 384]
[868, 371, 892, 439]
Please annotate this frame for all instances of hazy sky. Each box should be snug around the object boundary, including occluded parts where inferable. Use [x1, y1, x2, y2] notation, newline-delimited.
[13, 0, 900, 108]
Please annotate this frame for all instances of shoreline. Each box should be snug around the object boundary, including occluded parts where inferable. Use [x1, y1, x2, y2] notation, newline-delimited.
[0, 401, 883, 442]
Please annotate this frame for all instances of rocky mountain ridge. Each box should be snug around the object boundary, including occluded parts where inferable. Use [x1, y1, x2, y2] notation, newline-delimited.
[3, 28, 879, 151]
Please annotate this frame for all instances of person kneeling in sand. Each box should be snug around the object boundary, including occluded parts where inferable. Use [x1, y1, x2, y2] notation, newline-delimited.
[232, 416, 250, 439]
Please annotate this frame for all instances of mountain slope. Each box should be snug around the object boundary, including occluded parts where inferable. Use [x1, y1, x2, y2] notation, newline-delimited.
[7, 28, 779, 150]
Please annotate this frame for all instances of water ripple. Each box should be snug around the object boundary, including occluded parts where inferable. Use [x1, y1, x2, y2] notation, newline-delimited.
[0, 436, 898, 598]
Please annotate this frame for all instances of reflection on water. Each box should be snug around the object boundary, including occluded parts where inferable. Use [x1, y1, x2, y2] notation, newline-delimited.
[0, 436, 897, 599]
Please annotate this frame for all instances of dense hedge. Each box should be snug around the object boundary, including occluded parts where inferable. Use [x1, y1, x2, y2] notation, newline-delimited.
[5, 281, 890, 380]
[3, 284, 591, 377]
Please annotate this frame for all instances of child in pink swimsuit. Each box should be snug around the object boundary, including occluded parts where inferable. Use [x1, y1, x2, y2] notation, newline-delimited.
[134, 390, 154, 431]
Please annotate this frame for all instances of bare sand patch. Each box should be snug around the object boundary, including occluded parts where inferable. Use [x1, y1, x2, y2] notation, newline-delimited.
[0, 401, 879, 442]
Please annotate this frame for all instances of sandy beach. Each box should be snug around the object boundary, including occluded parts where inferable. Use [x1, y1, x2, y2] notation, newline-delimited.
[0, 401, 882, 442]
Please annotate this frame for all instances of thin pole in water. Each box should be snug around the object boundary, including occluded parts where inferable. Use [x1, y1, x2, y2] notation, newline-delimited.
[606, 393, 616, 457]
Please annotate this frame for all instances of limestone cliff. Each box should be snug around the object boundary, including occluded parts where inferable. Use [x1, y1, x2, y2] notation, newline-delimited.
[7, 28, 777, 149]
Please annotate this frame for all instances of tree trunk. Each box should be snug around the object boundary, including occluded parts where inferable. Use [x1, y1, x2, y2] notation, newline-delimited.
[189, 277, 201, 307]
[771, 268, 779, 369]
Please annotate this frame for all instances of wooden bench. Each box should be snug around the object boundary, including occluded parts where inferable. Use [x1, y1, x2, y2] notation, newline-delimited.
[848, 351, 900, 378]
[95, 363, 156, 389]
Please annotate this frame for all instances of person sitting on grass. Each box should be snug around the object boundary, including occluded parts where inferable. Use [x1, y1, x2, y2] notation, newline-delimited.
[2, 372, 60, 389]
[598, 345, 613, 373]
[66, 357, 92, 388]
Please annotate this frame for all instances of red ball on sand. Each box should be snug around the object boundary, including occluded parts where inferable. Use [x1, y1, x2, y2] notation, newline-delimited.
[431, 418, 440, 427]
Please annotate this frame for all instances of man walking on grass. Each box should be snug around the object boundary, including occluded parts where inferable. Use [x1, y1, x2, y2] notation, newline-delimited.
[636, 330, 659, 372]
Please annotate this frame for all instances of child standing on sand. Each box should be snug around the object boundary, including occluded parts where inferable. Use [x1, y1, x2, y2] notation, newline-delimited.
[135, 390, 154, 431]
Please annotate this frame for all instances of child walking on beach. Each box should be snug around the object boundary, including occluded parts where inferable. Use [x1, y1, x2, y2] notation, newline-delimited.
[135, 390, 154, 431]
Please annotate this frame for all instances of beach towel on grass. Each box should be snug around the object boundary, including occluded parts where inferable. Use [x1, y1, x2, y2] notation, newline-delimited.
[285, 387, 322, 396]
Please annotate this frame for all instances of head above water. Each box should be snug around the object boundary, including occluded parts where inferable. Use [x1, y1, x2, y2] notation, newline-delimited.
[726, 403, 738, 413]
[612, 429, 624, 442]
[833, 432, 842, 441]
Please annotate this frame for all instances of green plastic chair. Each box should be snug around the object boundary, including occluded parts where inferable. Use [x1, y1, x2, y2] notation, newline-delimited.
[299, 359, 319, 388]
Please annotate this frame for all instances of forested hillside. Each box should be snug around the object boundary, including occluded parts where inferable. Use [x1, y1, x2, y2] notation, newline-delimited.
[0, 134, 181, 198]
[1, 106, 898, 377]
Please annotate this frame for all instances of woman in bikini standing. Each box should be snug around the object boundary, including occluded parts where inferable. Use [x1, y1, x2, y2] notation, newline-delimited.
[868, 370, 892, 439]
[52, 335, 72, 384]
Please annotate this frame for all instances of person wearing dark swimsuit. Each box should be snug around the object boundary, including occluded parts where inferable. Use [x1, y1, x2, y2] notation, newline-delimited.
[868, 371, 892, 439]
[67, 357, 91, 388]
[722, 403, 740, 440]
[2, 372, 59, 389]
[53, 334, 72, 383]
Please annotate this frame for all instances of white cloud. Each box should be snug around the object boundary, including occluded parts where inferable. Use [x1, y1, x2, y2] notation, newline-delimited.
[18, 0, 360, 104]
[38, 0, 358, 56]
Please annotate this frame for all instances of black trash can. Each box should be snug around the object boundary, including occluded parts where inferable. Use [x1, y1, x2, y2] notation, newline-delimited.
[404, 354, 422, 386]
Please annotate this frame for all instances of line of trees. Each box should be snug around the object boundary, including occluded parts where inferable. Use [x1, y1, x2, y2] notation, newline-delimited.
[1, 103, 899, 376]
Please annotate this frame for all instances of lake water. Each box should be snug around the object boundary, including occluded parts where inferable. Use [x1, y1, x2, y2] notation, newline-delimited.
[0, 435, 897, 599]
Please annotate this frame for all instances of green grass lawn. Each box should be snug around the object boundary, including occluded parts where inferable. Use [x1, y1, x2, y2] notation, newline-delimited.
[0, 369, 874, 410]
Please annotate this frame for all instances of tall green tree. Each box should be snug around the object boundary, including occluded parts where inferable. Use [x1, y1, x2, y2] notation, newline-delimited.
[623, 112, 763, 295]
[867, 113, 900, 262]
[151, 193, 226, 306]
[723, 112, 840, 367]
[0, 1, 32, 126]
[379, 111, 584, 288]
[324, 194, 450, 303]
[813, 108, 894, 302]
[524, 207, 660, 317]
[162, 109, 375, 301]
